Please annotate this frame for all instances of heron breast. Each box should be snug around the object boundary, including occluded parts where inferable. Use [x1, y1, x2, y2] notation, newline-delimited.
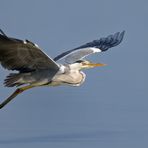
[52, 71, 86, 86]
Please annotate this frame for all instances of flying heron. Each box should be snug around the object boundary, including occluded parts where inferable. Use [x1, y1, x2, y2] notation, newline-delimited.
[0, 29, 125, 109]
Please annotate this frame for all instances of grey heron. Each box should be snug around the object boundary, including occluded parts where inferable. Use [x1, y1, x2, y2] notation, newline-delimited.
[0, 29, 125, 109]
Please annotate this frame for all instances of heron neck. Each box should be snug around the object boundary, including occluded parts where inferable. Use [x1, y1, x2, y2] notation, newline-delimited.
[69, 63, 81, 71]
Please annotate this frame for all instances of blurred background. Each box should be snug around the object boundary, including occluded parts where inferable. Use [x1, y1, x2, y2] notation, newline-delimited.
[0, 0, 147, 148]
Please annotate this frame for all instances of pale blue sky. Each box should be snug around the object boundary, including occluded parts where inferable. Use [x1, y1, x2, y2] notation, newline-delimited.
[0, 0, 147, 148]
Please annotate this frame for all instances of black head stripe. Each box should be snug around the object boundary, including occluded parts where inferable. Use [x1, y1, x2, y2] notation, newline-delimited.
[75, 60, 84, 63]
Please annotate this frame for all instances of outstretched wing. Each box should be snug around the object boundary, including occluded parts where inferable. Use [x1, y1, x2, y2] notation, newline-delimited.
[54, 31, 125, 63]
[0, 29, 59, 73]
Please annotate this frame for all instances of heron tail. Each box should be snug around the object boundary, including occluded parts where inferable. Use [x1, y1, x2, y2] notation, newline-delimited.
[4, 73, 24, 87]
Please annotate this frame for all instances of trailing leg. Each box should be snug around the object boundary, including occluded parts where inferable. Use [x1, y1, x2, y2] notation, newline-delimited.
[0, 85, 34, 109]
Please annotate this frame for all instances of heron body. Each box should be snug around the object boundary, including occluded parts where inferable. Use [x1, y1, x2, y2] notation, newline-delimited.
[5, 62, 86, 87]
[0, 29, 125, 109]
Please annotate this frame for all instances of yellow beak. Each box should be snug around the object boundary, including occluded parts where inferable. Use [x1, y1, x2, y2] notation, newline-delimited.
[86, 62, 107, 67]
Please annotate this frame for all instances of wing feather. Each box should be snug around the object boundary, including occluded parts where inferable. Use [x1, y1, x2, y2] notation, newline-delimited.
[54, 31, 125, 63]
[0, 30, 59, 72]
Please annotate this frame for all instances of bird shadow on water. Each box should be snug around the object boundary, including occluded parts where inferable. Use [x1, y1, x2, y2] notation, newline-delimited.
[0, 130, 123, 144]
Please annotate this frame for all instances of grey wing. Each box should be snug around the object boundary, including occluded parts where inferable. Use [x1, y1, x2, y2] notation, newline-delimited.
[0, 30, 59, 73]
[54, 31, 125, 63]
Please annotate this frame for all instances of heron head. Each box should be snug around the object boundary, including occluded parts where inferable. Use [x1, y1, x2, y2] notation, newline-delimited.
[74, 60, 106, 70]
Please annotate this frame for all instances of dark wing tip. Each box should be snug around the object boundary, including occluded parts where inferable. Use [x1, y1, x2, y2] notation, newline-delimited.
[0, 29, 7, 36]
[96, 30, 125, 51]
[112, 30, 125, 46]
[0, 29, 10, 40]
[71, 31, 125, 52]
[0, 29, 24, 43]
